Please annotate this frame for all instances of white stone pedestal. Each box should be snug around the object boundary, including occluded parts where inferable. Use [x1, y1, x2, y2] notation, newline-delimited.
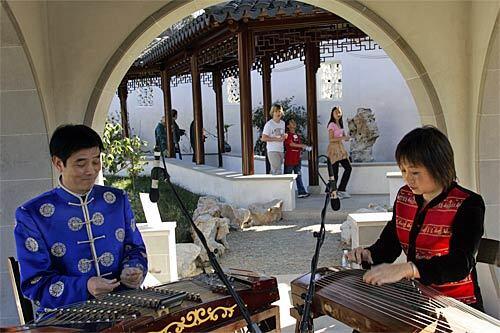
[344, 212, 406, 264]
[138, 223, 178, 283]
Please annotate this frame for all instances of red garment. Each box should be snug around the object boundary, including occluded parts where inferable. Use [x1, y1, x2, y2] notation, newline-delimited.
[395, 186, 477, 304]
[284, 133, 302, 166]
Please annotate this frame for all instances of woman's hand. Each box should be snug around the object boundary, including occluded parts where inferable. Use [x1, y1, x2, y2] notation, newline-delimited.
[363, 263, 414, 285]
[347, 247, 373, 265]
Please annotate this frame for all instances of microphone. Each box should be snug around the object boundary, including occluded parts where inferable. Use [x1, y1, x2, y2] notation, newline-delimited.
[326, 157, 341, 211]
[149, 146, 162, 203]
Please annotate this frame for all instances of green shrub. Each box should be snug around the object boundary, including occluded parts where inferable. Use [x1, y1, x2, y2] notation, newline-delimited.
[105, 175, 200, 243]
[102, 122, 148, 191]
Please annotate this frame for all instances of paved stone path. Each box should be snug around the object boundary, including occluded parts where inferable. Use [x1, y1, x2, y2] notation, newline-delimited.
[219, 194, 389, 275]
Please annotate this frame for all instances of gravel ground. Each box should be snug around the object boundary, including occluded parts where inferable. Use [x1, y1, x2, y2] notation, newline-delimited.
[219, 216, 345, 276]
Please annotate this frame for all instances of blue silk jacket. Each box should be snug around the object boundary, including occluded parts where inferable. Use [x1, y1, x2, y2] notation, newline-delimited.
[14, 182, 148, 311]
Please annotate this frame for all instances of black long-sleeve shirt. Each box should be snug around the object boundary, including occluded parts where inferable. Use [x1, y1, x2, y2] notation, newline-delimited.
[367, 183, 484, 305]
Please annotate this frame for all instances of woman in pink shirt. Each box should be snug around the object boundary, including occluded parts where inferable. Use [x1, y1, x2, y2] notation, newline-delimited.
[327, 106, 352, 198]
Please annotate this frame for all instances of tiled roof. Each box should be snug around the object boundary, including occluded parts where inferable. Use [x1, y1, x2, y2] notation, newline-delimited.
[135, 0, 326, 67]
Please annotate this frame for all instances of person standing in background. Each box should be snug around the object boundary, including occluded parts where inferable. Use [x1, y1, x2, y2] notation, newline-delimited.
[171, 109, 185, 160]
[284, 118, 311, 198]
[154, 116, 167, 156]
[327, 106, 352, 198]
[261, 104, 286, 175]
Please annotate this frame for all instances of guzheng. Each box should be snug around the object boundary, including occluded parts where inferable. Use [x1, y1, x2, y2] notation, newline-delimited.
[4, 269, 279, 333]
[290, 266, 500, 333]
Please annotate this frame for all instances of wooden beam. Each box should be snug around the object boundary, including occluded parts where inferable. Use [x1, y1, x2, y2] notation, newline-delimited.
[238, 27, 254, 175]
[213, 71, 225, 168]
[160, 70, 175, 157]
[213, 71, 225, 167]
[190, 53, 205, 164]
[305, 42, 320, 187]
[118, 80, 130, 138]
[261, 56, 272, 174]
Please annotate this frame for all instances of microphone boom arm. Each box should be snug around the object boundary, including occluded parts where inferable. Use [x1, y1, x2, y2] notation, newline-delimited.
[155, 148, 262, 333]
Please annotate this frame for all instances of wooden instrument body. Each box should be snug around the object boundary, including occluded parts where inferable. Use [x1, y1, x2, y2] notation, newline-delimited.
[290, 267, 500, 333]
[1, 271, 279, 333]
[290, 267, 413, 332]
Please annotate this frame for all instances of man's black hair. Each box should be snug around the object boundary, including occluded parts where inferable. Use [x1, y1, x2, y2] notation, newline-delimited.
[172, 109, 178, 117]
[49, 124, 104, 165]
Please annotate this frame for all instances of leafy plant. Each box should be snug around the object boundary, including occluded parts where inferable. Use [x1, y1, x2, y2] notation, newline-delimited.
[102, 122, 148, 190]
[252, 96, 308, 155]
[105, 176, 199, 243]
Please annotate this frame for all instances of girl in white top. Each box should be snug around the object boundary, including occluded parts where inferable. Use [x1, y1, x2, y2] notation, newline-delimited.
[262, 104, 286, 175]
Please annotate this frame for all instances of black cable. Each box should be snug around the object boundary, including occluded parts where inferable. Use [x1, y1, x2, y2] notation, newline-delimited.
[158, 150, 261, 333]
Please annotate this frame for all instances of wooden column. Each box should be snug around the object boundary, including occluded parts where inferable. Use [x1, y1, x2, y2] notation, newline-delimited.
[118, 80, 130, 138]
[261, 56, 272, 174]
[160, 70, 175, 157]
[237, 27, 254, 175]
[305, 42, 320, 187]
[190, 52, 205, 164]
[213, 71, 225, 168]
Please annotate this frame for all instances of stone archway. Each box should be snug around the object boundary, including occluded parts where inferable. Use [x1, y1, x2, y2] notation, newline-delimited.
[84, 0, 444, 136]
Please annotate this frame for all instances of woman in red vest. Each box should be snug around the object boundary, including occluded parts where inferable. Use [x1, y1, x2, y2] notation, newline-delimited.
[348, 126, 484, 310]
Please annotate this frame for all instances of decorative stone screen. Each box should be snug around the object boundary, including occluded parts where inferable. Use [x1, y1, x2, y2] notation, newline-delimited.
[226, 76, 240, 104]
[136, 86, 154, 107]
[320, 61, 342, 101]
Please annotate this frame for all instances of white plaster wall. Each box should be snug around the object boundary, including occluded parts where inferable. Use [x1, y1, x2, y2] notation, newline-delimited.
[0, 4, 52, 326]
[110, 48, 420, 162]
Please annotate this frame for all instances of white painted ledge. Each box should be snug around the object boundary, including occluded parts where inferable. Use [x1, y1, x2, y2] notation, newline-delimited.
[164, 158, 297, 211]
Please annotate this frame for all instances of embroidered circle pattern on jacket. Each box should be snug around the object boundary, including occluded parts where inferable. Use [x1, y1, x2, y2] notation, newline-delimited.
[78, 258, 92, 273]
[51, 242, 66, 257]
[39, 203, 55, 217]
[103, 191, 116, 204]
[92, 212, 104, 226]
[25, 237, 39, 252]
[115, 228, 125, 242]
[49, 281, 64, 297]
[68, 217, 83, 231]
[99, 252, 114, 267]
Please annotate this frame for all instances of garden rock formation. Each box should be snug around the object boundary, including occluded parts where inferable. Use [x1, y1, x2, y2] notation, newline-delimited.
[347, 108, 379, 162]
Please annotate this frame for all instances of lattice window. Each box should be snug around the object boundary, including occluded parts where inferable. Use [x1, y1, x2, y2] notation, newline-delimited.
[136, 86, 154, 107]
[320, 61, 342, 100]
[226, 77, 240, 104]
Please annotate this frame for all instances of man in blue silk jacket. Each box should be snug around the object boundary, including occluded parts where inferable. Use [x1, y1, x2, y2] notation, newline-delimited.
[14, 124, 148, 313]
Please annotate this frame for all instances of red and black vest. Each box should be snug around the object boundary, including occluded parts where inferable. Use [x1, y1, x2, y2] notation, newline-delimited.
[395, 185, 477, 304]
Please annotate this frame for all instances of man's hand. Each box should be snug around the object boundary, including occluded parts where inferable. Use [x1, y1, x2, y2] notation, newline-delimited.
[347, 247, 373, 265]
[120, 267, 144, 289]
[363, 263, 414, 285]
[87, 277, 120, 297]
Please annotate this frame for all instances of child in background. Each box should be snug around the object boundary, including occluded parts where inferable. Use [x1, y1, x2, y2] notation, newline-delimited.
[284, 119, 311, 198]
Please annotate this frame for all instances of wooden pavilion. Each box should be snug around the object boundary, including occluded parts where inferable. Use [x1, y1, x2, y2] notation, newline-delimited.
[120, 0, 378, 188]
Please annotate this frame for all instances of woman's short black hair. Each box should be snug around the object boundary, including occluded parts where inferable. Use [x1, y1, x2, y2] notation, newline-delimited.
[49, 124, 104, 165]
[395, 125, 456, 189]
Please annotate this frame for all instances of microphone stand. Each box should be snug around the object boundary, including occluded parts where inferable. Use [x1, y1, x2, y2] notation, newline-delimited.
[156, 151, 262, 333]
[298, 155, 334, 333]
